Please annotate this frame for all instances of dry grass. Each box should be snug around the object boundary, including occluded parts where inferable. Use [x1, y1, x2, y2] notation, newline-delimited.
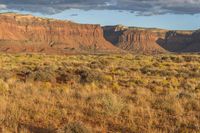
[0, 53, 199, 133]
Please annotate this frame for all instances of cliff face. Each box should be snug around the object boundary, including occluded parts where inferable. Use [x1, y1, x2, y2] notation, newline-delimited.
[0, 13, 117, 54]
[182, 31, 200, 52]
[103, 25, 199, 53]
[117, 30, 167, 53]
[158, 31, 193, 52]
[0, 13, 199, 54]
[103, 26, 167, 53]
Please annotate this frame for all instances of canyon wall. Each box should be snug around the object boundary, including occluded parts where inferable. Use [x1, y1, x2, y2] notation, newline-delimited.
[103, 26, 167, 53]
[0, 13, 199, 54]
[0, 13, 117, 54]
[185, 30, 200, 52]
[158, 31, 193, 52]
[103, 25, 199, 53]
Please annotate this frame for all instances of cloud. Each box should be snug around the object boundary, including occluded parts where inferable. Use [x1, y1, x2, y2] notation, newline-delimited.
[0, 4, 7, 9]
[0, 0, 200, 15]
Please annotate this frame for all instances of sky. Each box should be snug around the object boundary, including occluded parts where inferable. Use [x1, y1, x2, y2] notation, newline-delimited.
[0, 0, 200, 30]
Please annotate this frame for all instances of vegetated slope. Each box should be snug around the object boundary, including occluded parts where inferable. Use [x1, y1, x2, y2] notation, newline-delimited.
[103, 25, 200, 53]
[0, 13, 117, 54]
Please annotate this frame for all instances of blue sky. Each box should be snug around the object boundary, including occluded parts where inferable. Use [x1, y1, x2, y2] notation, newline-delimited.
[0, 0, 200, 30]
[49, 9, 200, 30]
[1, 9, 200, 30]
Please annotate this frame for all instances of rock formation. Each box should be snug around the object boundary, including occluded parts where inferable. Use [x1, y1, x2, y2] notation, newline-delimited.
[0, 13, 117, 54]
[0, 13, 199, 54]
[103, 25, 200, 53]
[103, 25, 167, 53]
[157, 31, 193, 52]
[185, 30, 200, 52]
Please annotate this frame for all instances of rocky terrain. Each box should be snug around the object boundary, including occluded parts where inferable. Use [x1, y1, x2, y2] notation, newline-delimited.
[0, 13, 200, 54]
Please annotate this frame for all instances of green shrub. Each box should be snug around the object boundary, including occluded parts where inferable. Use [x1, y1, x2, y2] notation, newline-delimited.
[169, 56, 185, 63]
[75, 68, 104, 84]
[182, 55, 200, 62]
[56, 67, 77, 84]
[88, 61, 105, 69]
[20, 67, 57, 83]
[32, 70, 56, 82]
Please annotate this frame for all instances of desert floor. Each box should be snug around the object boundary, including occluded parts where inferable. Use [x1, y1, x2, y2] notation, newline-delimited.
[0, 53, 199, 133]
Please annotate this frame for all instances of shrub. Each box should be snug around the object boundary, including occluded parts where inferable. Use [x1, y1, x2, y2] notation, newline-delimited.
[160, 56, 171, 62]
[180, 80, 196, 91]
[182, 55, 200, 62]
[20, 67, 57, 83]
[0, 79, 9, 94]
[17, 67, 32, 82]
[32, 68, 56, 82]
[88, 61, 104, 69]
[87, 91, 124, 116]
[75, 67, 104, 84]
[184, 99, 200, 111]
[56, 67, 77, 84]
[0, 70, 13, 81]
[0, 96, 7, 120]
[152, 96, 183, 115]
[57, 122, 91, 133]
[177, 91, 192, 99]
[169, 56, 185, 63]
[99, 58, 111, 66]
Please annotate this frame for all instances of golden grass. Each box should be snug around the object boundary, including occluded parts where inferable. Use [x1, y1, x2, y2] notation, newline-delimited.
[0, 53, 199, 133]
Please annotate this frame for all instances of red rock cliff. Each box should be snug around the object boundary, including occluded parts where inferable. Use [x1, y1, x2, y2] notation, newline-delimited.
[103, 25, 199, 53]
[0, 13, 117, 53]
[103, 26, 167, 53]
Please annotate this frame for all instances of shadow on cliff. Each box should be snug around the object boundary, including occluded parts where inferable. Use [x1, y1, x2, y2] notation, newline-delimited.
[156, 31, 194, 53]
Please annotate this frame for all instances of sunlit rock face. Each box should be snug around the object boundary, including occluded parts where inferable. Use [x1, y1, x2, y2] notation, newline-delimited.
[0, 13, 117, 54]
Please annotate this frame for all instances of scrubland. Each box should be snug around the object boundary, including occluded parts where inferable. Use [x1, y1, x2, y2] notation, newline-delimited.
[0, 53, 199, 133]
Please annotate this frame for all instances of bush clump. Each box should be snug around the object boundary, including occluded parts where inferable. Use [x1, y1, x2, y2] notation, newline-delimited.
[31, 67, 56, 82]
[57, 122, 91, 133]
[56, 67, 77, 84]
[0, 70, 13, 81]
[87, 91, 124, 115]
[75, 67, 104, 84]
[18, 67, 56, 83]
[0, 79, 9, 94]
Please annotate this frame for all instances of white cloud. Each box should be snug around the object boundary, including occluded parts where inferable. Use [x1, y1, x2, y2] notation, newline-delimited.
[0, 4, 7, 9]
